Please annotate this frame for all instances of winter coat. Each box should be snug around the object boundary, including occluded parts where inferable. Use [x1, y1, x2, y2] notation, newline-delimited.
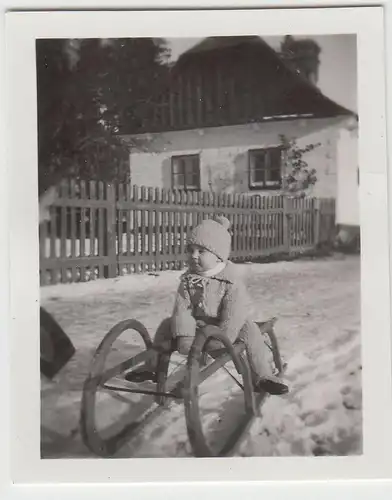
[171, 261, 253, 342]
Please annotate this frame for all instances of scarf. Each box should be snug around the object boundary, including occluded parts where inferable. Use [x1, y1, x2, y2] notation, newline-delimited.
[183, 262, 227, 311]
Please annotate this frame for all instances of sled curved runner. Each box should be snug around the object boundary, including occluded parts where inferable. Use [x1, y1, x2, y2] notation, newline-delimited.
[80, 317, 284, 458]
[80, 319, 153, 456]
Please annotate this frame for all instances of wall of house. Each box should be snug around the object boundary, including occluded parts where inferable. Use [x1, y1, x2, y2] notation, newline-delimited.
[336, 125, 359, 226]
[297, 126, 339, 199]
[126, 116, 346, 199]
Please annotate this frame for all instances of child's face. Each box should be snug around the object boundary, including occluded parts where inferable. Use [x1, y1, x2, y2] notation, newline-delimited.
[187, 244, 221, 273]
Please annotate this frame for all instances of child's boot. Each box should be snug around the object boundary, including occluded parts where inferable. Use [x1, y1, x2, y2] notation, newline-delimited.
[255, 374, 289, 395]
[124, 350, 159, 384]
[124, 368, 157, 383]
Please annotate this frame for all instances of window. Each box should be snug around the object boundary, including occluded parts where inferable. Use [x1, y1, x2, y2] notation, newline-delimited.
[249, 148, 282, 190]
[171, 154, 200, 191]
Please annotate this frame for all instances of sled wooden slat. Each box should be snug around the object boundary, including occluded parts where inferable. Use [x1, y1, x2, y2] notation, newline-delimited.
[195, 342, 246, 387]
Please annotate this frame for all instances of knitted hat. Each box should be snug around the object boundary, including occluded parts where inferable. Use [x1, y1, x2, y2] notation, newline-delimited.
[187, 216, 232, 261]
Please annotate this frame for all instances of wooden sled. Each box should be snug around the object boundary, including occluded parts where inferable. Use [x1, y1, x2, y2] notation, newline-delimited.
[80, 317, 285, 458]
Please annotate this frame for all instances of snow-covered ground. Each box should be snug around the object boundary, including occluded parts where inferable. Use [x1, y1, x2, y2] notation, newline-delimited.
[40, 254, 361, 458]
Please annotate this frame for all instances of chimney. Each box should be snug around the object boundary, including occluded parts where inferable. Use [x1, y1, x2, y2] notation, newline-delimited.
[279, 35, 321, 85]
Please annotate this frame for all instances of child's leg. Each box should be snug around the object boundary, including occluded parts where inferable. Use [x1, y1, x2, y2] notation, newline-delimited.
[238, 321, 271, 382]
[239, 320, 288, 395]
[176, 336, 195, 355]
[125, 317, 173, 382]
[177, 325, 224, 357]
[145, 317, 174, 370]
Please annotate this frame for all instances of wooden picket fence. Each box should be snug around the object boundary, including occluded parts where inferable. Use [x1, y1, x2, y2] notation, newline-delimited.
[39, 180, 336, 285]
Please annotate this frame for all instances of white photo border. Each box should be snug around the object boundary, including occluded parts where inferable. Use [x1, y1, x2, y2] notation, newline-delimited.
[3, 0, 392, 495]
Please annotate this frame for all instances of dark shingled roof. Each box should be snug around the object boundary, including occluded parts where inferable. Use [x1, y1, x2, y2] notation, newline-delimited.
[123, 36, 354, 135]
[177, 36, 262, 58]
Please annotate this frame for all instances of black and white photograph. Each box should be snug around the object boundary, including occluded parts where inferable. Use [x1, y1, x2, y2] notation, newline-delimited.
[5, 5, 392, 487]
[38, 32, 361, 459]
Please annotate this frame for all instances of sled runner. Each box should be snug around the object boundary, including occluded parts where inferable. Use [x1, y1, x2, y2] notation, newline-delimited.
[80, 317, 285, 458]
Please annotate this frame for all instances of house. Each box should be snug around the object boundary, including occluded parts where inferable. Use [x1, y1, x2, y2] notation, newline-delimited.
[120, 36, 359, 231]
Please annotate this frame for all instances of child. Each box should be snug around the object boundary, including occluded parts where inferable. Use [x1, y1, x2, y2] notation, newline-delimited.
[126, 216, 288, 395]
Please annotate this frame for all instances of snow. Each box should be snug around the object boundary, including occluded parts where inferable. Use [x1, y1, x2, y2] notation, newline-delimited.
[40, 254, 361, 458]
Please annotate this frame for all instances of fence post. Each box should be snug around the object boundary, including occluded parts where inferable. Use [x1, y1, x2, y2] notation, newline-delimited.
[283, 195, 290, 253]
[106, 183, 117, 278]
[314, 198, 321, 246]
